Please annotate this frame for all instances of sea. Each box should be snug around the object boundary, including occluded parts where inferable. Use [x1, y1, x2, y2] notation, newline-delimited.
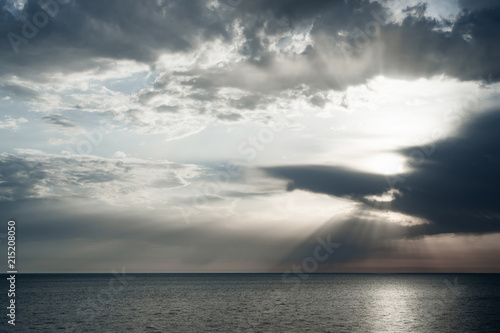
[1, 273, 499, 332]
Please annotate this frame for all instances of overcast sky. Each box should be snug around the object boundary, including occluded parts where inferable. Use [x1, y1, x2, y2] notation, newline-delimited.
[1, 0, 500, 273]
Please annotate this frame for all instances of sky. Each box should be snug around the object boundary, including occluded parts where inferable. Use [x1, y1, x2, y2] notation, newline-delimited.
[0, 0, 500, 273]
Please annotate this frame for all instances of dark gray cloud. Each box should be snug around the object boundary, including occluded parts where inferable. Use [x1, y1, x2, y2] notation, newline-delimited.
[181, 77, 215, 90]
[377, 6, 500, 82]
[199, 0, 500, 93]
[309, 94, 327, 108]
[42, 114, 76, 127]
[264, 108, 500, 237]
[0, 82, 39, 100]
[0, 0, 230, 78]
[244, 0, 497, 77]
[0, 155, 48, 201]
[458, 0, 500, 12]
[266, 165, 389, 198]
[402, 3, 428, 17]
[2, 0, 500, 89]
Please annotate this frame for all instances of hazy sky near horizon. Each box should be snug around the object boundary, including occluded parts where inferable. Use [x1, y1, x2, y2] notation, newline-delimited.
[1, 0, 500, 273]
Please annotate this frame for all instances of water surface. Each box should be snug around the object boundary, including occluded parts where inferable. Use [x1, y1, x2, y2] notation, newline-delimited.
[1, 273, 499, 332]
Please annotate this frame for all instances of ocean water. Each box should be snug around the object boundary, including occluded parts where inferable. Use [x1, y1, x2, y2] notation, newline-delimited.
[1, 273, 499, 332]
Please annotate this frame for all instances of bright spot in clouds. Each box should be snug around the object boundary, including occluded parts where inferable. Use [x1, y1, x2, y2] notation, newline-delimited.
[366, 154, 407, 175]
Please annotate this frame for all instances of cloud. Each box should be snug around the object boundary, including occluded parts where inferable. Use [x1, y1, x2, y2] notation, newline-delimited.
[42, 114, 76, 127]
[264, 108, 500, 237]
[1, 0, 498, 87]
[265, 165, 390, 198]
[1, 0, 499, 139]
[458, 0, 500, 12]
[0, 151, 203, 204]
[0, 82, 39, 100]
[155, 104, 179, 113]
[230, 94, 266, 110]
[0, 115, 27, 130]
[0, 0, 231, 76]
[216, 112, 242, 121]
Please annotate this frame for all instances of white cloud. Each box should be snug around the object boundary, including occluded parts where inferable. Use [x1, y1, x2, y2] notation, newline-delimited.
[0, 151, 206, 207]
[0, 115, 27, 130]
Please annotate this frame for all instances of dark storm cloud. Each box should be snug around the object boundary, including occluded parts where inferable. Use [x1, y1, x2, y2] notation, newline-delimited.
[187, 0, 500, 93]
[264, 108, 500, 237]
[266, 165, 389, 198]
[376, 6, 500, 82]
[1, 0, 499, 88]
[250, 0, 500, 84]
[264, 165, 391, 199]
[268, 1, 500, 90]
[0, 0, 229, 78]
